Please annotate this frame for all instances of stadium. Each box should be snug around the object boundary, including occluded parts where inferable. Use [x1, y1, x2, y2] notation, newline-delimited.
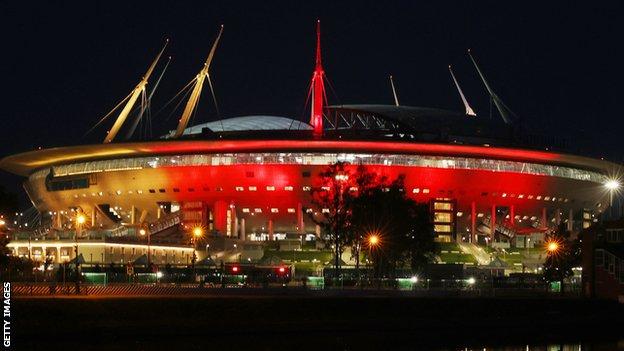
[0, 23, 620, 273]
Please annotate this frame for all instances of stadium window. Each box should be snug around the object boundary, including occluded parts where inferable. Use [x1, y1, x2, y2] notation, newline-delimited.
[434, 224, 452, 233]
[173, 188, 180, 193]
[434, 213, 452, 222]
[254, 208, 262, 213]
[266, 186, 275, 191]
[303, 186, 312, 192]
[433, 202, 452, 210]
[158, 189, 166, 193]
[422, 188, 430, 194]
[527, 195, 534, 199]
[271, 208, 279, 213]
[149, 189, 156, 193]
[246, 171, 255, 178]
[413, 188, 420, 194]
[249, 186, 257, 191]
[188, 188, 194, 192]
[518, 194, 524, 199]
[235, 187, 244, 192]
[116, 190, 122, 195]
[137, 190, 143, 194]
[216, 187, 223, 192]
[302, 171, 311, 178]
[284, 186, 294, 191]
[287, 208, 296, 213]
[322, 208, 330, 213]
[242, 208, 250, 213]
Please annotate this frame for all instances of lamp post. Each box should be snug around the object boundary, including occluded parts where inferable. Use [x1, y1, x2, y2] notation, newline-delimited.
[191, 227, 203, 282]
[333, 173, 349, 286]
[139, 228, 151, 268]
[605, 179, 621, 218]
[75, 213, 86, 294]
[367, 233, 380, 288]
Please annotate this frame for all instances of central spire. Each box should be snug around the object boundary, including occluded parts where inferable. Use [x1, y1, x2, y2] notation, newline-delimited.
[310, 20, 325, 137]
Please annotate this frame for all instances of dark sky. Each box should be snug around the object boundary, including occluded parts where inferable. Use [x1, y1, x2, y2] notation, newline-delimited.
[1, 1, 623, 203]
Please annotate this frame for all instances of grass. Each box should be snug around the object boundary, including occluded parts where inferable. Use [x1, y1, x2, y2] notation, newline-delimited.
[263, 250, 333, 264]
[438, 252, 478, 265]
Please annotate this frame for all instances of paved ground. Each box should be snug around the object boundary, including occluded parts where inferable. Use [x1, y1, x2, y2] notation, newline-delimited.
[11, 295, 624, 350]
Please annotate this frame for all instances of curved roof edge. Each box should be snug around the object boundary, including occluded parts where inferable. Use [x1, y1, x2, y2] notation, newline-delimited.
[0, 139, 620, 178]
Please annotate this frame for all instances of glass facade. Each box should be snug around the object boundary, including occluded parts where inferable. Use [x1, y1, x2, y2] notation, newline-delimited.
[30, 152, 606, 184]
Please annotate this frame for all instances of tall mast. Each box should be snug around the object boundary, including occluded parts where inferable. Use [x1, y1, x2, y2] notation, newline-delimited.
[103, 40, 168, 143]
[310, 20, 325, 137]
[389, 75, 400, 106]
[448, 65, 476, 116]
[173, 25, 224, 138]
[468, 49, 516, 124]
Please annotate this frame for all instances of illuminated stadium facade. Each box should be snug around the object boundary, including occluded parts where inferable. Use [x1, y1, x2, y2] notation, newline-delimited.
[1, 23, 621, 265]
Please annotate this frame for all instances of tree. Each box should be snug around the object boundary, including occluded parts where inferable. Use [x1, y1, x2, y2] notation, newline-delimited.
[543, 222, 580, 294]
[309, 162, 356, 277]
[351, 175, 436, 279]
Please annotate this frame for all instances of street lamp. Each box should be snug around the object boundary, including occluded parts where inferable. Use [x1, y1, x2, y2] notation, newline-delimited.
[605, 179, 621, 216]
[75, 212, 86, 294]
[547, 241, 559, 254]
[191, 226, 203, 282]
[139, 228, 151, 267]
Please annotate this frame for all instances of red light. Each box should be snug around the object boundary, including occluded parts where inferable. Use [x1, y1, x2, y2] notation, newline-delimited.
[278, 267, 285, 273]
[232, 266, 239, 273]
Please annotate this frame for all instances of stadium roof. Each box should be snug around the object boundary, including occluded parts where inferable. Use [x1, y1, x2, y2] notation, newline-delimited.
[173, 116, 312, 137]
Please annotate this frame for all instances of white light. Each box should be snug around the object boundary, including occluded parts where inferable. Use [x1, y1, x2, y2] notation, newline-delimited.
[467, 277, 476, 285]
[605, 179, 621, 190]
[410, 276, 418, 283]
[156, 271, 163, 278]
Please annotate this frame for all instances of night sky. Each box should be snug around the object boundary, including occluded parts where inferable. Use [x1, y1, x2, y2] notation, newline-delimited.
[1, 1, 622, 204]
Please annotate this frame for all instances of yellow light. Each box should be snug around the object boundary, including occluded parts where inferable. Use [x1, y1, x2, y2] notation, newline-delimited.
[368, 234, 379, 246]
[193, 227, 203, 238]
[0, 219, 5, 226]
[605, 179, 621, 190]
[547, 241, 559, 252]
[139, 228, 146, 236]
[76, 214, 86, 225]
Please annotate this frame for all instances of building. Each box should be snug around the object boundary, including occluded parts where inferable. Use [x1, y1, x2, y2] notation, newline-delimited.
[0, 23, 621, 266]
[582, 221, 624, 301]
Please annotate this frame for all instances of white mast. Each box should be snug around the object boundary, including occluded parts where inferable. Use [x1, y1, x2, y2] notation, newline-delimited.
[103, 40, 168, 143]
[448, 65, 476, 116]
[173, 25, 224, 138]
[389, 75, 400, 106]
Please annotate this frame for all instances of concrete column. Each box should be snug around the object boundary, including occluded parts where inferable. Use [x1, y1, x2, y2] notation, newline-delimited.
[131, 205, 136, 225]
[231, 204, 238, 238]
[568, 209, 574, 231]
[91, 207, 97, 227]
[315, 224, 321, 238]
[56, 212, 62, 229]
[240, 218, 246, 240]
[542, 207, 547, 229]
[56, 246, 62, 263]
[213, 200, 228, 235]
[268, 219, 274, 241]
[471, 201, 476, 243]
[157, 206, 162, 219]
[555, 208, 561, 225]
[490, 204, 496, 242]
[297, 202, 304, 234]
[510, 205, 515, 227]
